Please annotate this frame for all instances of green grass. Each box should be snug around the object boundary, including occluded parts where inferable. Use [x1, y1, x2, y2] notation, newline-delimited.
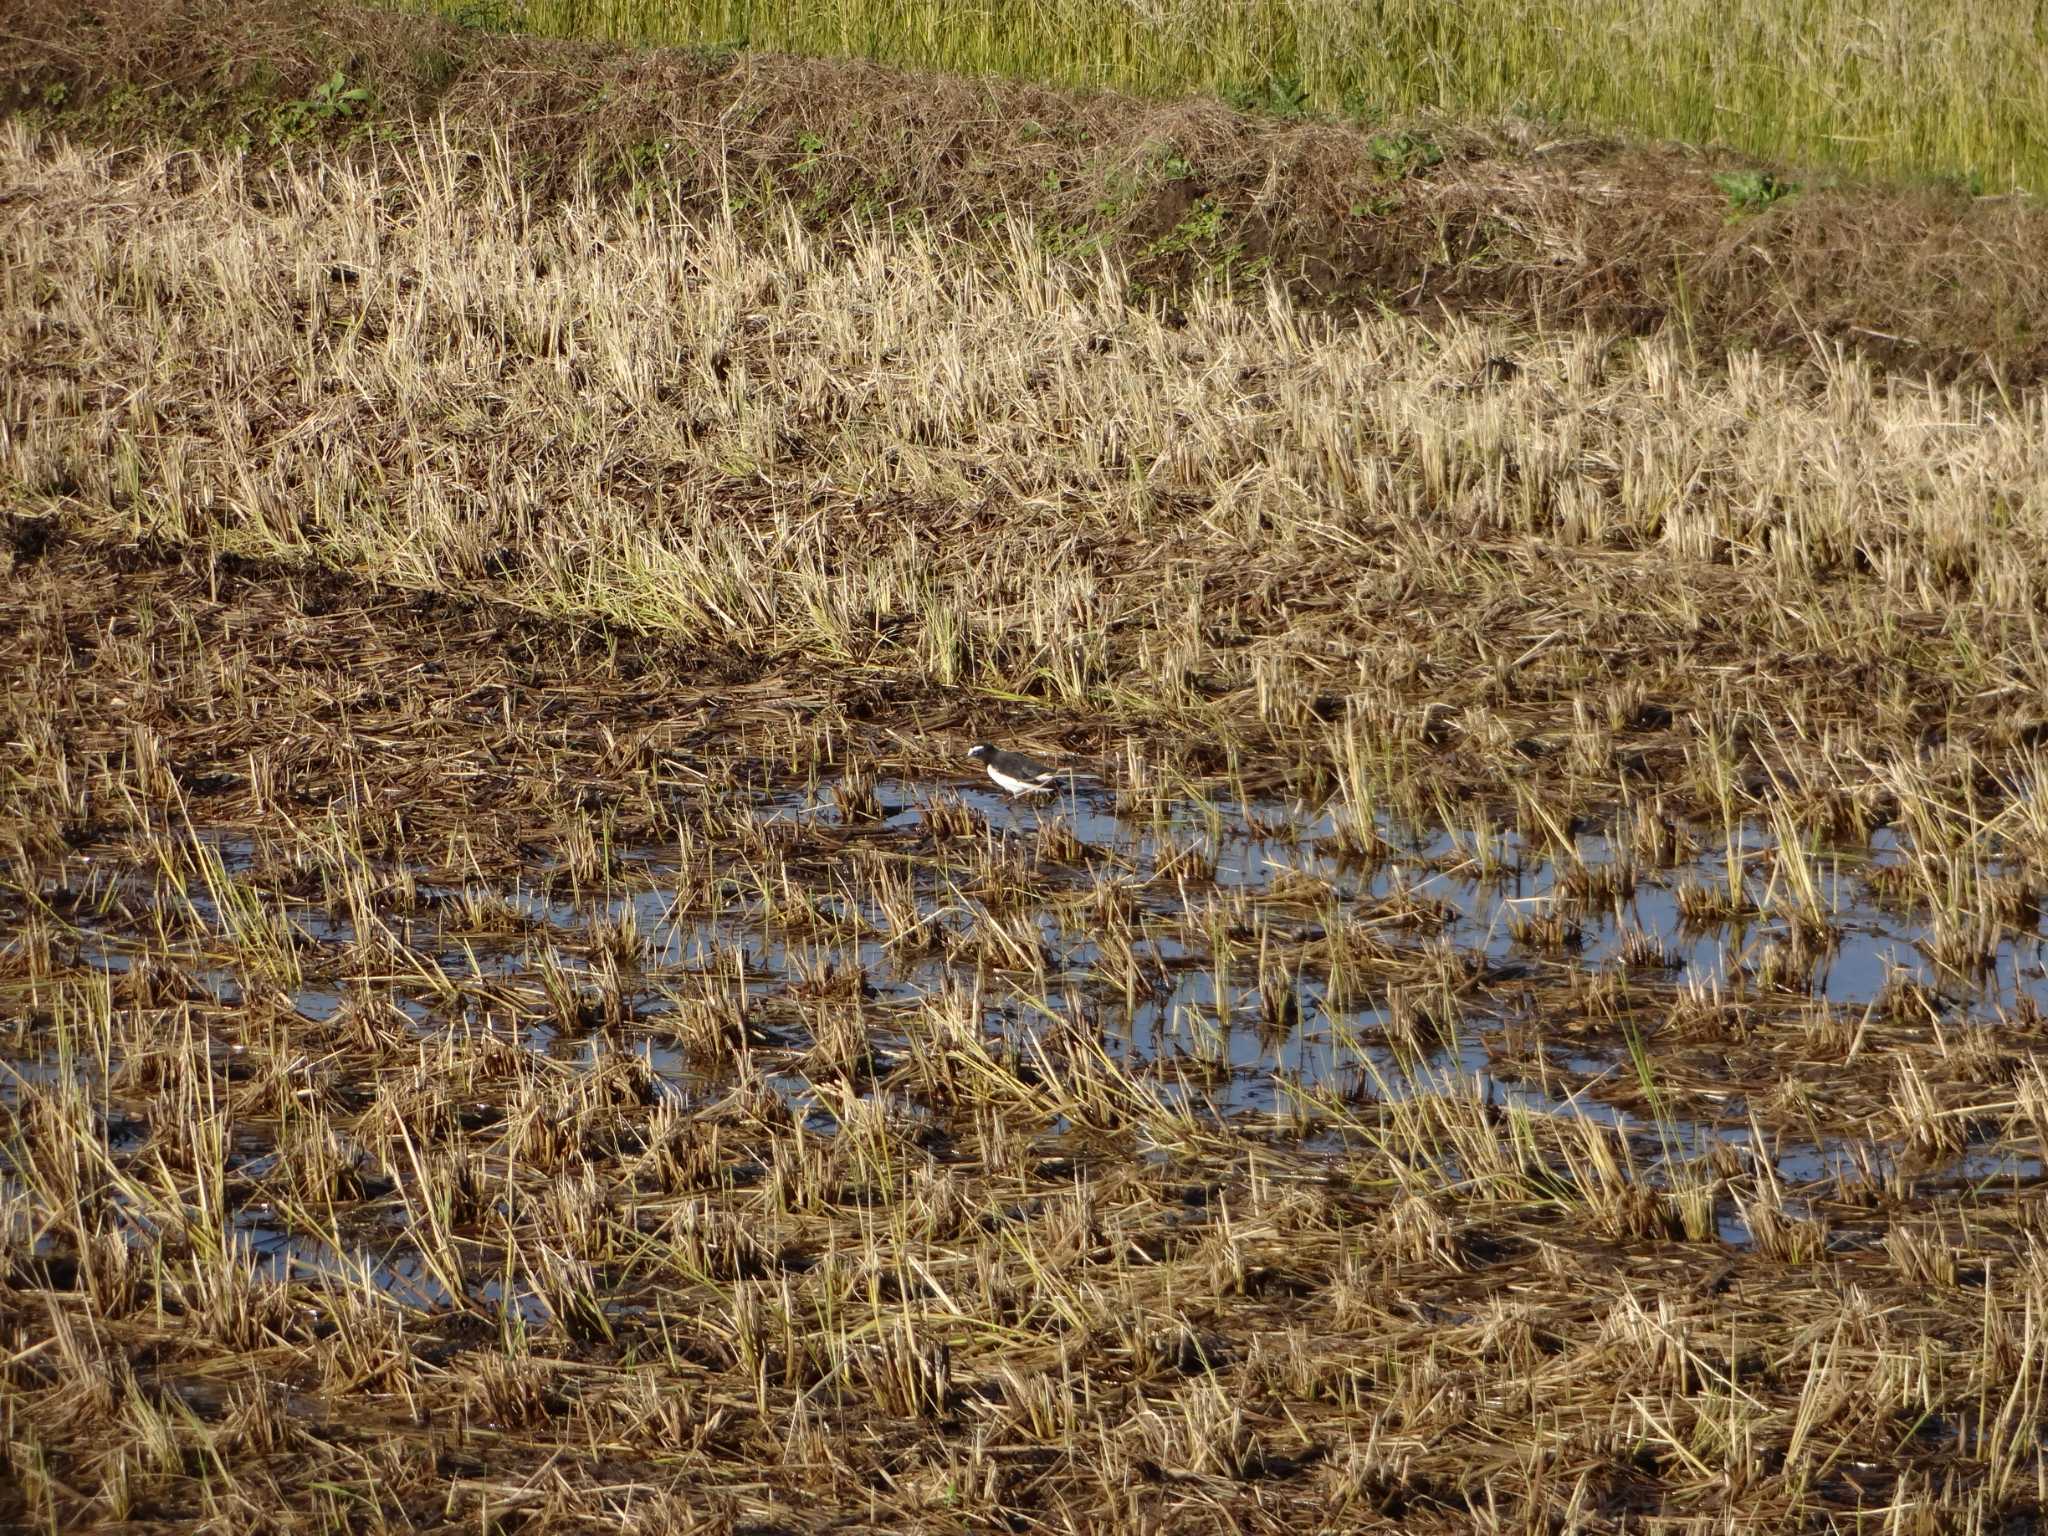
[390, 0, 2048, 192]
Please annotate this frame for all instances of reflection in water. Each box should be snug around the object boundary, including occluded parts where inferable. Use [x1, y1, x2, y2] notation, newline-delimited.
[29, 773, 2048, 1270]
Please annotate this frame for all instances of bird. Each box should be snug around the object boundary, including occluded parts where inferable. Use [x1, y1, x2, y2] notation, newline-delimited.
[966, 742, 1061, 798]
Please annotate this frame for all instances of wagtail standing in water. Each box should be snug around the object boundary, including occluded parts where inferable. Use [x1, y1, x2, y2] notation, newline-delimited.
[966, 742, 1062, 798]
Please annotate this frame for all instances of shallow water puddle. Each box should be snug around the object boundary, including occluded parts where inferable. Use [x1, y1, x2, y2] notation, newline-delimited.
[9, 766, 2047, 1291]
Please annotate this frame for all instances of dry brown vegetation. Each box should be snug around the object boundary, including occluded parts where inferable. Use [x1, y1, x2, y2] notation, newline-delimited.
[4, 516, 2048, 1532]
[6, 118, 2048, 827]
[3, 7, 2048, 1533]
[8, 0, 2048, 387]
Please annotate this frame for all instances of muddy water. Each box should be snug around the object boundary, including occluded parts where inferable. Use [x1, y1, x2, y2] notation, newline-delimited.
[12, 769, 2048, 1294]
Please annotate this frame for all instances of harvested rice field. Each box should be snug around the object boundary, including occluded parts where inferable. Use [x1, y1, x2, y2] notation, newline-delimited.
[4, 3, 2048, 1532]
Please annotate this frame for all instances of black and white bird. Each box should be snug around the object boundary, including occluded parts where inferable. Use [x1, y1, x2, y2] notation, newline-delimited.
[966, 742, 1061, 798]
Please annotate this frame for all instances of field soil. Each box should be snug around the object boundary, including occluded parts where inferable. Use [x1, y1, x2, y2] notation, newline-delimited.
[3, 4, 2048, 1533]
[5, 111, 2047, 833]
[4, 488, 2048, 1535]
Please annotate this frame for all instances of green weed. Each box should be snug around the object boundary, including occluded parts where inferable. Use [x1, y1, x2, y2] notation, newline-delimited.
[1223, 72, 1310, 121]
[1712, 168, 1798, 216]
[1368, 132, 1442, 176]
[269, 70, 373, 142]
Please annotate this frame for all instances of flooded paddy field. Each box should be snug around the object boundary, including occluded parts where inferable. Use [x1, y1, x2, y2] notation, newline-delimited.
[4, 83, 2048, 1531]
[4, 543, 2048, 1533]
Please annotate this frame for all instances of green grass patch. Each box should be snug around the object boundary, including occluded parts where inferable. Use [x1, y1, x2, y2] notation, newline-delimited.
[382, 0, 2048, 192]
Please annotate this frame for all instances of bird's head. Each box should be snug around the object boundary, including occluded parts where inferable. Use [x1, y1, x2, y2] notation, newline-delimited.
[966, 743, 993, 762]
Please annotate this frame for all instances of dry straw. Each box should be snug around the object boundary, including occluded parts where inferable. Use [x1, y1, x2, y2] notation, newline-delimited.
[2, 112, 2047, 1532]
